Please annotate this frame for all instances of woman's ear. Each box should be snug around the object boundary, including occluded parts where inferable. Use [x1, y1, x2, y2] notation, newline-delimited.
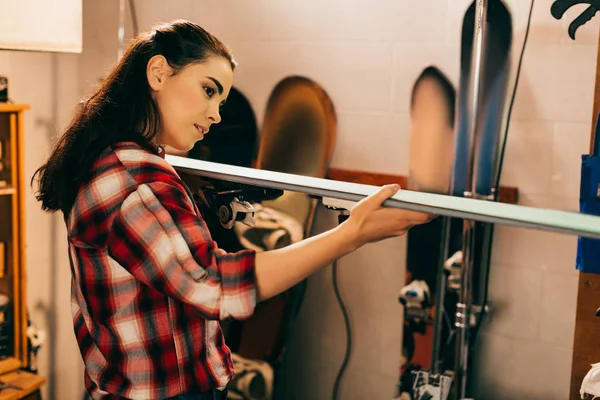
[147, 55, 170, 91]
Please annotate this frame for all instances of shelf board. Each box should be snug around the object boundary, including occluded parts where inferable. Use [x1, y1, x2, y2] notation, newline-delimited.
[0, 358, 21, 376]
[0, 369, 45, 400]
[0, 187, 15, 196]
[0, 105, 29, 113]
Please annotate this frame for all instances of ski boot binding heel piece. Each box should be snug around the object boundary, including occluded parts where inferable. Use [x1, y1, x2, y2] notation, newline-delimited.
[412, 370, 454, 400]
[443, 250, 463, 293]
[398, 280, 431, 325]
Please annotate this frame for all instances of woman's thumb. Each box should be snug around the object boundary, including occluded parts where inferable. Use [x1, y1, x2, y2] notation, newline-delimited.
[364, 184, 401, 208]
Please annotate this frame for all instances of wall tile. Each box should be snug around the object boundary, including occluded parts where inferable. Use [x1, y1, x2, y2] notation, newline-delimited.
[341, 368, 397, 400]
[483, 264, 542, 341]
[231, 41, 393, 72]
[472, 335, 573, 400]
[491, 225, 578, 275]
[346, 313, 384, 374]
[332, 241, 405, 319]
[552, 121, 593, 198]
[554, 44, 598, 123]
[539, 271, 578, 347]
[234, 63, 393, 115]
[0, 51, 12, 81]
[471, 333, 518, 399]
[316, 280, 351, 366]
[134, 0, 196, 28]
[499, 120, 554, 196]
[309, 68, 393, 112]
[506, 340, 573, 400]
[330, 112, 407, 174]
[166, 0, 407, 43]
[379, 311, 404, 379]
[511, 45, 560, 121]
[517, 193, 579, 212]
[79, 0, 118, 94]
[390, 0, 448, 44]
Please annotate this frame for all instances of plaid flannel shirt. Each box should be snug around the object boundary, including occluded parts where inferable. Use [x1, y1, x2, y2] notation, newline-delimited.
[66, 141, 257, 399]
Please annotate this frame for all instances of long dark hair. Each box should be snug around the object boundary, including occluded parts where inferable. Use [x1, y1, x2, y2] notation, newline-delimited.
[32, 19, 236, 216]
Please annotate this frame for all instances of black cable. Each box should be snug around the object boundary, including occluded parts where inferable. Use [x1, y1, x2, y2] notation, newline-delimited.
[471, 0, 534, 346]
[332, 259, 351, 400]
[493, 0, 534, 191]
[332, 217, 352, 400]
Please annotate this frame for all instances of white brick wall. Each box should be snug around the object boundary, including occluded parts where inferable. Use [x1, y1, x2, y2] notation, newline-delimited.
[4, 0, 598, 398]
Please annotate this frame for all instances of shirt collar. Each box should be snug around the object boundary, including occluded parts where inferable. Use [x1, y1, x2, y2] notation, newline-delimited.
[146, 141, 166, 159]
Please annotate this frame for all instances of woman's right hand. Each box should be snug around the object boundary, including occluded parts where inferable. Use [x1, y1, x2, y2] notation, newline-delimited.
[341, 184, 435, 248]
[253, 183, 434, 301]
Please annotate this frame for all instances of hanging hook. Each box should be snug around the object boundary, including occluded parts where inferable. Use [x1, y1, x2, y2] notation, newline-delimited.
[551, 0, 600, 40]
[568, 6, 599, 39]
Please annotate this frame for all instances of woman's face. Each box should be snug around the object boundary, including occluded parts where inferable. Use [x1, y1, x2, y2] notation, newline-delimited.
[147, 54, 234, 151]
[408, 77, 455, 194]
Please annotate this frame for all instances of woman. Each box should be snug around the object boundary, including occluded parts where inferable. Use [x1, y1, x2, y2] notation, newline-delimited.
[32, 20, 433, 400]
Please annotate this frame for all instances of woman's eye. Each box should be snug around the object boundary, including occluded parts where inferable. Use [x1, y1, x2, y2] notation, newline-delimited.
[204, 86, 215, 98]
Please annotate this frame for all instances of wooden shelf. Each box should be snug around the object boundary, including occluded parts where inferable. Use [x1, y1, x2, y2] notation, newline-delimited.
[0, 104, 41, 400]
[327, 168, 519, 205]
[0, 359, 20, 377]
[0, 106, 28, 114]
[0, 188, 15, 197]
[0, 369, 44, 400]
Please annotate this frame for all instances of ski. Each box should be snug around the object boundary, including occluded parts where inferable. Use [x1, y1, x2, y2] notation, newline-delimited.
[169, 155, 600, 241]
[451, 0, 513, 398]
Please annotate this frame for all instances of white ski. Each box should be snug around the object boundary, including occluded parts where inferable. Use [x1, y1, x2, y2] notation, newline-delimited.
[167, 155, 600, 240]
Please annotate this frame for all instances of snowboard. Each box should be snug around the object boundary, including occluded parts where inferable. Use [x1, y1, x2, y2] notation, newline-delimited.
[187, 86, 260, 255]
[187, 86, 259, 169]
[236, 76, 336, 400]
[395, 65, 463, 400]
[183, 77, 337, 400]
[183, 86, 264, 361]
[394, 1, 513, 399]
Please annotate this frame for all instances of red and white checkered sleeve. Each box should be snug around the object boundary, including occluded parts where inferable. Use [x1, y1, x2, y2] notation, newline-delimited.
[106, 180, 257, 321]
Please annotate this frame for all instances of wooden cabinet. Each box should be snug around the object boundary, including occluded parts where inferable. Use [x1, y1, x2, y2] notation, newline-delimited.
[0, 104, 45, 399]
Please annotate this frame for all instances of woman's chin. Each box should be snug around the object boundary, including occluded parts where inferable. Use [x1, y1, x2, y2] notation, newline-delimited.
[163, 145, 191, 156]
